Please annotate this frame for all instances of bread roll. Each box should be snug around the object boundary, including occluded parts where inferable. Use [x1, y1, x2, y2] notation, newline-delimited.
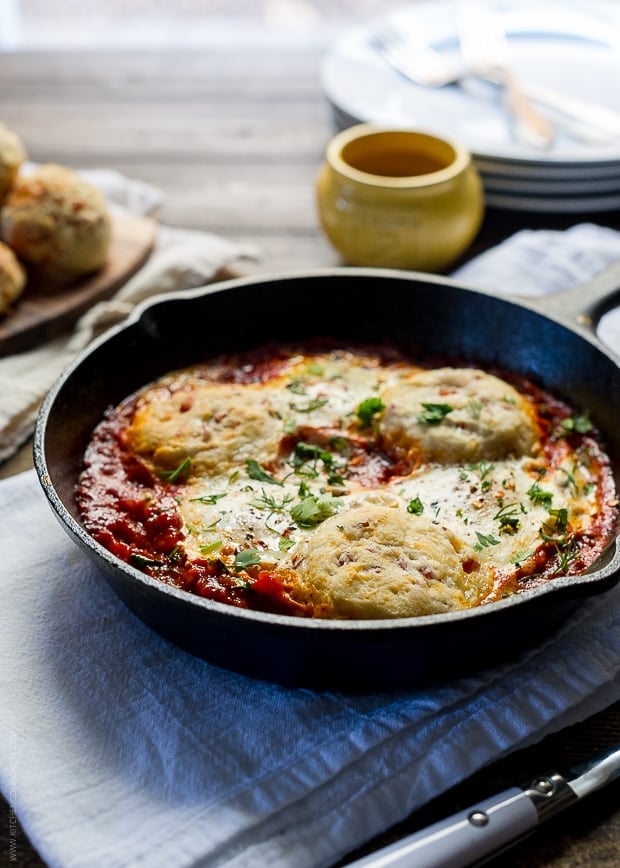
[380, 367, 539, 464]
[1, 163, 112, 284]
[291, 504, 492, 618]
[0, 122, 26, 206]
[126, 382, 285, 480]
[0, 240, 26, 315]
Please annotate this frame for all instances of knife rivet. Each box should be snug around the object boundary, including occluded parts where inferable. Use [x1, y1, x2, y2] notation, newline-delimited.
[468, 811, 489, 827]
[534, 777, 554, 794]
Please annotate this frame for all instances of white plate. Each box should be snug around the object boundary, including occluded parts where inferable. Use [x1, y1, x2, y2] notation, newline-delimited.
[484, 189, 620, 212]
[480, 172, 620, 195]
[321, 0, 620, 167]
[474, 156, 620, 180]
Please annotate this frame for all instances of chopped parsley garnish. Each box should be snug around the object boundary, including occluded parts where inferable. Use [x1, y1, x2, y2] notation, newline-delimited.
[417, 403, 454, 425]
[200, 540, 223, 555]
[130, 553, 165, 568]
[474, 531, 501, 551]
[246, 459, 283, 486]
[290, 398, 329, 413]
[168, 545, 184, 563]
[494, 503, 520, 533]
[559, 467, 578, 495]
[470, 460, 495, 480]
[538, 503, 579, 575]
[286, 377, 307, 395]
[290, 494, 339, 528]
[190, 492, 227, 505]
[561, 412, 592, 435]
[468, 460, 495, 491]
[527, 482, 553, 506]
[540, 507, 569, 542]
[160, 456, 192, 483]
[234, 549, 262, 571]
[290, 441, 347, 482]
[293, 442, 331, 465]
[550, 507, 568, 534]
[278, 536, 296, 552]
[407, 496, 424, 515]
[250, 490, 294, 511]
[510, 548, 535, 566]
[553, 541, 580, 575]
[356, 396, 385, 428]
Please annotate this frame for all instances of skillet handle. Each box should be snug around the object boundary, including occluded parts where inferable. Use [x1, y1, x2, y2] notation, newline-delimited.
[526, 262, 620, 355]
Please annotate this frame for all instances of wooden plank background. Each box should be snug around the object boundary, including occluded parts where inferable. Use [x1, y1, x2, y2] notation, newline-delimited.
[0, 48, 339, 274]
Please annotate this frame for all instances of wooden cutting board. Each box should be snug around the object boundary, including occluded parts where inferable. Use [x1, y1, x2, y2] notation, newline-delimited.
[0, 210, 157, 358]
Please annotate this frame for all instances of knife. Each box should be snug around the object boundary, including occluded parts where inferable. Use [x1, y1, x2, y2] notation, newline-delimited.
[347, 743, 620, 867]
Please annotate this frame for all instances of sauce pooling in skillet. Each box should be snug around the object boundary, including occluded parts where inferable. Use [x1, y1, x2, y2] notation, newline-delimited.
[76, 344, 618, 619]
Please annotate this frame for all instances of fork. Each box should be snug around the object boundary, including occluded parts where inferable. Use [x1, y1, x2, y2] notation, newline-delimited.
[372, 24, 553, 148]
[372, 21, 620, 145]
[457, 8, 555, 149]
[371, 25, 464, 88]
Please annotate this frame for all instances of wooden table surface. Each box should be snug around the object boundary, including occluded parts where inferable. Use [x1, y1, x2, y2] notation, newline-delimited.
[1, 38, 619, 868]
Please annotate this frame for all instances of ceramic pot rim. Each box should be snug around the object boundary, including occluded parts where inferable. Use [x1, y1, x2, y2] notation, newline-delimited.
[326, 123, 472, 189]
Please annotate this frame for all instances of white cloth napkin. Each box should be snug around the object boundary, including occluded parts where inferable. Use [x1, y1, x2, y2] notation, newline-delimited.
[0, 471, 618, 868]
[452, 222, 620, 355]
[0, 170, 258, 463]
[0, 222, 619, 868]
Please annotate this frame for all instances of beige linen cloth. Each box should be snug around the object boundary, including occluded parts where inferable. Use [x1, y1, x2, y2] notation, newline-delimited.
[0, 168, 258, 463]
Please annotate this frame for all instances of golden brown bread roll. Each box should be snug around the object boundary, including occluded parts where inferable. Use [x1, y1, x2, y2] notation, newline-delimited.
[290, 504, 492, 619]
[0, 122, 26, 206]
[0, 240, 26, 315]
[1, 163, 112, 284]
[380, 367, 539, 464]
[126, 381, 284, 479]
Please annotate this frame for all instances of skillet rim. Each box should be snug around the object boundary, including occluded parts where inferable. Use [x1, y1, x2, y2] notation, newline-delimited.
[33, 266, 620, 637]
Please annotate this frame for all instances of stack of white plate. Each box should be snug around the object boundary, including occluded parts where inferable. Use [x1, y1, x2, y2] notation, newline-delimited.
[321, 0, 620, 213]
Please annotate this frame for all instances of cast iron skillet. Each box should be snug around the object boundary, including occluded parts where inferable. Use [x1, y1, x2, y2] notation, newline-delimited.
[34, 266, 620, 689]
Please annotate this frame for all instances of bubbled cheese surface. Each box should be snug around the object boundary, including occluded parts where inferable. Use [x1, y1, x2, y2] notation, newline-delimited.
[106, 348, 615, 620]
[290, 505, 492, 618]
[126, 381, 284, 476]
[380, 367, 539, 464]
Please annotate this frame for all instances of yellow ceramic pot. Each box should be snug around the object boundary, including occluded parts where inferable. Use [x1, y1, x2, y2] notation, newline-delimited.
[316, 125, 484, 272]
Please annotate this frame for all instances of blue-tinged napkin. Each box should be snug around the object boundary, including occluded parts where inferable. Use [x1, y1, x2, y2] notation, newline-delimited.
[452, 222, 620, 354]
[0, 223, 619, 868]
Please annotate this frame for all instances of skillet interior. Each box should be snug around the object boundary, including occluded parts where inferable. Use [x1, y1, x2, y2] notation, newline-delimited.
[34, 269, 620, 688]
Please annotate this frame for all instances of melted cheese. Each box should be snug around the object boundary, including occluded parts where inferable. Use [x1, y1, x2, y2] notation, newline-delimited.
[81, 347, 617, 620]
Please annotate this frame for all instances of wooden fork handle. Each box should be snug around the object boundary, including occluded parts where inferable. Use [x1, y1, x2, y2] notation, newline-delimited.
[500, 69, 555, 149]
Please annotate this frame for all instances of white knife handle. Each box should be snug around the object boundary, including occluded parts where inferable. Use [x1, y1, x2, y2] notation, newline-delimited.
[347, 787, 537, 868]
[521, 81, 620, 140]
